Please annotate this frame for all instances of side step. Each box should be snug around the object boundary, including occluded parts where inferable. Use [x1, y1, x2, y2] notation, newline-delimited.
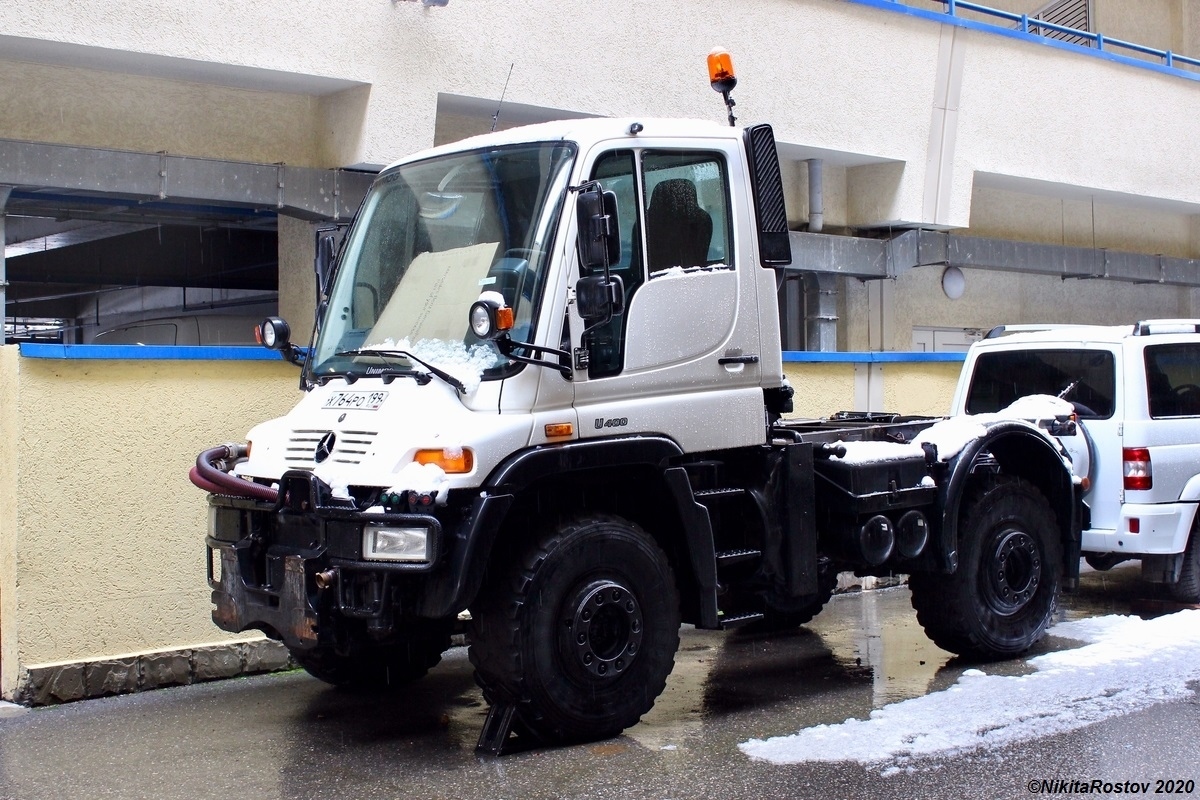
[694, 487, 746, 502]
[716, 548, 762, 568]
[718, 611, 765, 630]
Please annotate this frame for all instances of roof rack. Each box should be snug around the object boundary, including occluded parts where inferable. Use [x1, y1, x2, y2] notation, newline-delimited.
[1132, 319, 1200, 336]
[984, 323, 1093, 339]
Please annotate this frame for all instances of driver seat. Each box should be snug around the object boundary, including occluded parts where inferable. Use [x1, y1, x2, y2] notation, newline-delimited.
[646, 178, 712, 271]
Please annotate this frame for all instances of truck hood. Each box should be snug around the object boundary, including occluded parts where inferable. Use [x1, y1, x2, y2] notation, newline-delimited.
[235, 376, 534, 497]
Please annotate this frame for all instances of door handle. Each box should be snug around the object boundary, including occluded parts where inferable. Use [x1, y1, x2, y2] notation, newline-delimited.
[718, 355, 759, 365]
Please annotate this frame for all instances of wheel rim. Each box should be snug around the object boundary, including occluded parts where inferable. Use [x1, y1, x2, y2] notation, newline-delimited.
[567, 580, 643, 679]
[983, 527, 1042, 616]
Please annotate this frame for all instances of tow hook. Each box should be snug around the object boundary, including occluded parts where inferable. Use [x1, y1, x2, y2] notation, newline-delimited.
[314, 568, 339, 591]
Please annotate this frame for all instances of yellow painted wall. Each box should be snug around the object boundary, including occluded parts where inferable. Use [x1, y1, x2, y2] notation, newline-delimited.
[0, 348, 19, 696]
[0, 349, 300, 697]
[880, 361, 963, 416]
[783, 362, 858, 419]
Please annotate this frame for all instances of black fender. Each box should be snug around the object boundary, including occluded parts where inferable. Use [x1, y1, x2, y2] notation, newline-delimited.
[935, 420, 1082, 587]
[417, 435, 719, 619]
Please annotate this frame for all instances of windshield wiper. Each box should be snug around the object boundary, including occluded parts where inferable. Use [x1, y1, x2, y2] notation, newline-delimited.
[335, 348, 467, 394]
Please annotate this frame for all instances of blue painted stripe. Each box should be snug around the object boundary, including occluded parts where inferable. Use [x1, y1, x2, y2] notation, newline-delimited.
[847, 0, 1200, 82]
[18, 343, 286, 361]
[18, 342, 963, 365]
[783, 351, 966, 363]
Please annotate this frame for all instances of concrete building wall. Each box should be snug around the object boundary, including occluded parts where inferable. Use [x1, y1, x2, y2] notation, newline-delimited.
[0, 58, 326, 167]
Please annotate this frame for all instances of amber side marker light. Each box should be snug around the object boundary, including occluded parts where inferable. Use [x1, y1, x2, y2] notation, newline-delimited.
[544, 423, 574, 438]
[415, 448, 474, 473]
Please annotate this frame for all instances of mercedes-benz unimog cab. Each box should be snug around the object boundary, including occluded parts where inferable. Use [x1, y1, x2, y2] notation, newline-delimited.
[194, 54, 1081, 752]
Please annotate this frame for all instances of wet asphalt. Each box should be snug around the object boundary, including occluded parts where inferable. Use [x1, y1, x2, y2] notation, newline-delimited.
[1, 563, 1197, 800]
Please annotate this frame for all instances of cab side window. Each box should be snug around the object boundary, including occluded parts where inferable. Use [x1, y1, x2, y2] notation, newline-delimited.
[1145, 344, 1200, 417]
[643, 151, 732, 273]
[582, 149, 734, 379]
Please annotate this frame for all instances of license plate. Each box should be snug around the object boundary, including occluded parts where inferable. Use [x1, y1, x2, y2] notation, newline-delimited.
[323, 391, 388, 410]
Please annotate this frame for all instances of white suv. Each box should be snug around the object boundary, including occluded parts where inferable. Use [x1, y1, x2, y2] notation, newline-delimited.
[950, 320, 1200, 602]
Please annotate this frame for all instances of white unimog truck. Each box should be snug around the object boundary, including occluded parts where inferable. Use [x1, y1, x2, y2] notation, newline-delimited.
[193, 56, 1083, 752]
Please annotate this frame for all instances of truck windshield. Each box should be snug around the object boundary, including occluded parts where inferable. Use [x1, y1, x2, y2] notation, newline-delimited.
[308, 141, 576, 388]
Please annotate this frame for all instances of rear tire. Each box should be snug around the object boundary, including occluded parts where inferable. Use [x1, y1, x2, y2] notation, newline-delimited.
[468, 514, 680, 744]
[748, 557, 838, 632]
[1168, 520, 1200, 603]
[291, 621, 453, 689]
[910, 476, 1062, 660]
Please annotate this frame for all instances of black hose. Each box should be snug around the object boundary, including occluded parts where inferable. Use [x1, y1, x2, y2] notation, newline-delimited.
[190, 444, 279, 503]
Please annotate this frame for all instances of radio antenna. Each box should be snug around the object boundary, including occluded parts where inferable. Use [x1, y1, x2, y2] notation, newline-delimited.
[491, 63, 515, 132]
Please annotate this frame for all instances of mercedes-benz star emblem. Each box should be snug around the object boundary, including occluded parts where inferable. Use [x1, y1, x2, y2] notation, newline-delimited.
[314, 431, 337, 464]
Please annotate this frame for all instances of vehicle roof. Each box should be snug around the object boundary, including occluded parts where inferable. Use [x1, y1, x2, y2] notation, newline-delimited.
[379, 117, 742, 173]
[974, 320, 1200, 348]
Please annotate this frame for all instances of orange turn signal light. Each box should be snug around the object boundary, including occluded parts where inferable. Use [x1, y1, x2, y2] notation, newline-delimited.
[496, 306, 514, 331]
[544, 423, 574, 438]
[414, 448, 474, 473]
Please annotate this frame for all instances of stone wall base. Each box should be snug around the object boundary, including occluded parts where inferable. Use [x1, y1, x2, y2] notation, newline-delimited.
[14, 639, 295, 707]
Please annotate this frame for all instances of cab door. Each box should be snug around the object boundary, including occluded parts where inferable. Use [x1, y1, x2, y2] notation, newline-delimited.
[568, 139, 766, 454]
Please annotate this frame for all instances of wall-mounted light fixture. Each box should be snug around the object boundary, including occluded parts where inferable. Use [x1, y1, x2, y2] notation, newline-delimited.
[941, 266, 965, 300]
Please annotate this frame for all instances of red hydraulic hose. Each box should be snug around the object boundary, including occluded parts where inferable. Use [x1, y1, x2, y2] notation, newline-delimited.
[190, 444, 279, 503]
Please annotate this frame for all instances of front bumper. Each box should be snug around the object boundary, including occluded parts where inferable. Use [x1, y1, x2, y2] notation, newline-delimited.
[205, 479, 445, 650]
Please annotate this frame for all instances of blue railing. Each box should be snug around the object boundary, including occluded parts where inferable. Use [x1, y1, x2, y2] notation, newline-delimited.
[853, 0, 1200, 80]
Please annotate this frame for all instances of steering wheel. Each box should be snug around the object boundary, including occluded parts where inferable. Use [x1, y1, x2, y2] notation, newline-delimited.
[1174, 383, 1200, 395]
[1070, 401, 1098, 418]
[500, 248, 543, 263]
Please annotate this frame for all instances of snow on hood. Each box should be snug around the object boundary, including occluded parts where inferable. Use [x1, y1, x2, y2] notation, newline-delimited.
[833, 395, 1074, 466]
[363, 336, 500, 394]
[740, 609, 1200, 774]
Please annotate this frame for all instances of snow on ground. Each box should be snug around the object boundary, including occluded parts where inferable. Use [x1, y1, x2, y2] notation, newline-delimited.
[740, 610, 1200, 775]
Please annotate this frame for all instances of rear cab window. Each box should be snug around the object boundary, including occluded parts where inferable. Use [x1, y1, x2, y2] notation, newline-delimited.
[965, 348, 1116, 419]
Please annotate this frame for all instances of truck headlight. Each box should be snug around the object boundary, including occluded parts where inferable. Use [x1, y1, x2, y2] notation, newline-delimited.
[363, 524, 429, 562]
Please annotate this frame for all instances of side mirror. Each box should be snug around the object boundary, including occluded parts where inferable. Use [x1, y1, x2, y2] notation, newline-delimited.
[315, 233, 336, 297]
[575, 185, 620, 274]
[576, 274, 625, 322]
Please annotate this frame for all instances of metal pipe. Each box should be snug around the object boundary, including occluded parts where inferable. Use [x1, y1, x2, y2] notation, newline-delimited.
[806, 159, 824, 234]
[1, 185, 11, 338]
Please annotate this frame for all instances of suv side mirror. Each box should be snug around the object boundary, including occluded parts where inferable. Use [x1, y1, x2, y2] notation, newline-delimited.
[575, 185, 620, 274]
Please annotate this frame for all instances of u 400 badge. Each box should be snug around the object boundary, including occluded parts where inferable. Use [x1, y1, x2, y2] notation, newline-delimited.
[594, 417, 628, 429]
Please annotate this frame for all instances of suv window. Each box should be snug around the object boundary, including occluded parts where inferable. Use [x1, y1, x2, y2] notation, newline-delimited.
[1145, 344, 1200, 417]
[966, 349, 1116, 418]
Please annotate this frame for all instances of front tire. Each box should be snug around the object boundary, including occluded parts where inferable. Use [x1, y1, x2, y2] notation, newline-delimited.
[909, 476, 1062, 660]
[468, 514, 681, 744]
